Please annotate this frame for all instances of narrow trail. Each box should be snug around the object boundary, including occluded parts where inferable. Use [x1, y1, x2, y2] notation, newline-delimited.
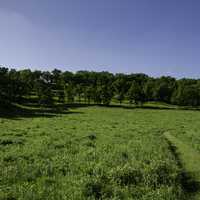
[164, 132, 200, 200]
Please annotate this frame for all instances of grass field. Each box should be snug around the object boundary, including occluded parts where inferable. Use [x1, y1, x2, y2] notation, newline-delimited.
[1, 105, 200, 199]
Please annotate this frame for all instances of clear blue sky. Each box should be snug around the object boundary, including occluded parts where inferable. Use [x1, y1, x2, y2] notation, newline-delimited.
[0, 0, 200, 78]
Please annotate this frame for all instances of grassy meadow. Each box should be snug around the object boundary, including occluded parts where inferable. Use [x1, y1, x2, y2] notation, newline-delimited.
[1, 105, 200, 199]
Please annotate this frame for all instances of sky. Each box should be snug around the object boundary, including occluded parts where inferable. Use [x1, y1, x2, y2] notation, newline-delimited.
[0, 0, 200, 78]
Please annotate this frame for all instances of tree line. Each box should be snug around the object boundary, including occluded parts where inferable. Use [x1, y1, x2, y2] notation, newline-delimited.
[0, 67, 200, 107]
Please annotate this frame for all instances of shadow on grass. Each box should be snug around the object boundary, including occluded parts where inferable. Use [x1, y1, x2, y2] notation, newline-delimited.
[20, 97, 200, 111]
[0, 103, 84, 120]
[1, 101, 200, 120]
[99, 104, 175, 110]
[99, 103, 200, 112]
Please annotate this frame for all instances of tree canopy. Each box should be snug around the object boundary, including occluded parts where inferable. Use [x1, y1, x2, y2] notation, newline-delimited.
[0, 66, 200, 107]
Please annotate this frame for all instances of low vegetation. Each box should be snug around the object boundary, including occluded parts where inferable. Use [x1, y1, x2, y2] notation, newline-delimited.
[1, 106, 200, 199]
[164, 132, 200, 199]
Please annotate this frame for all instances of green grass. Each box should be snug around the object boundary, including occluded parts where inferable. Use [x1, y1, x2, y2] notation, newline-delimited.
[1, 106, 200, 199]
[164, 132, 200, 199]
[164, 132, 200, 177]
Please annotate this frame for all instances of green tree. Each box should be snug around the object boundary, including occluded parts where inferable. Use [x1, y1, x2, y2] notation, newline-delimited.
[171, 82, 200, 106]
[65, 83, 75, 103]
[35, 71, 54, 106]
[0, 67, 9, 105]
[128, 81, 145, 105]
[112, 75, 127, 104]
[84, 86, 94, 104]
[75, 84, 83, 103]
[93, 86, 102, 104]
[153, 77, 176, 103]
[101, 85, 113, 105]
[144, 79, 155, 101]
